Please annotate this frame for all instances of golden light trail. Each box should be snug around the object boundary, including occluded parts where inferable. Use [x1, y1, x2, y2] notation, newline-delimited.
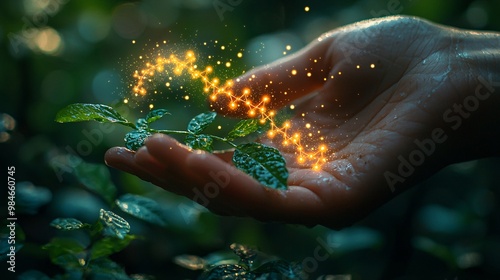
[131, 50, 328, 170]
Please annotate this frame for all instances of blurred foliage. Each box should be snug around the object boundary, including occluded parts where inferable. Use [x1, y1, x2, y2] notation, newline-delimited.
[1, 0, 500, 279]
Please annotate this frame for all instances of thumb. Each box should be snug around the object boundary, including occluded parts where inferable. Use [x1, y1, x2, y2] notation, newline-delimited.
[209, 37, 333, 117]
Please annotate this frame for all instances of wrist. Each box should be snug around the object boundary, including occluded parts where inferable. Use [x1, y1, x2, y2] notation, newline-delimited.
[448, 31, 500, 160]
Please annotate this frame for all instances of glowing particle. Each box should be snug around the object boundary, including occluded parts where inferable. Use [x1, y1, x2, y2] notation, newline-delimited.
[304, 6, 310, 12]
[123, 99, 129, 104]
[307, 72, 312, 77]
[305, 123, 311, 129]
[237, 52, 243, 58]
[286, 45, 292, 51]
[132, 40, 136, 44]
[290, 104, 295, 110]
[149, 104, 154, 109]
[221, 46, 225, 50]
[370, 63, 376, 68]
[291, 69, 297, 75]
[225, 62, 231, 67]
[217, 125, 222, 129]
[184, 95, 190, 100]
[356, 65, 360, 69]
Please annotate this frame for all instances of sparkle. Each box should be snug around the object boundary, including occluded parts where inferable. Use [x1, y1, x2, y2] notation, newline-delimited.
[304, 6, 310, 12]
[131, 50, 328, 169]
[370, 63, 375, 68]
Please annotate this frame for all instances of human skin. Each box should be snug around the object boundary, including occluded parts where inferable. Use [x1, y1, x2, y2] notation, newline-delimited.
[105, 16, 500, 229]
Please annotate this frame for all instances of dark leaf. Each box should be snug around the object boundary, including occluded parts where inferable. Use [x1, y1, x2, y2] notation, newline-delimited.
[73, 161, 117, 205]
[16, 182, 52, 214]
[42, 238, 85, 268]
[187, 112, 217, 134]
[99, 209, 130, 239]
[174, 254, 207, 270]
[116, 194, 167, 227]
[90, 235, 137, 260]
[199, 264, 254, 280]
[50, 218, 88, 231]
[136, 118, 148, 129]
[145, 109, 170, 123]
[227, 119, 260, 140]
[233, 143, 288, 190]
[88, 257, 130, 280]
[185, 134, 213, 152]
[125, 129, 152, 151]
[55, 103, 134, 128]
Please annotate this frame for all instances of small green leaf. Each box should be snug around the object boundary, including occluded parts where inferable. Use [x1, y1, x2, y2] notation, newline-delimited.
[233, 143, 288, 190]
[185, 134, 213, 152]
[136, 118, 148, 129]
[116, 194, 167, 227]
[146, 109, 170, 123]
[73, 161, 117, 205]
[199, 264, 252, 280]
[227, 119, 260, 140]
[187, 112, 217, 134]
[88, 257, 130, 280]
[42, 238, 85, 267]
[90, 235, 137, 260]
[55, 103, 134, 128]
[50, 218, 88, 231]
[16, 182, 52, 214]
[174, 255, 207, 270]
[125, 129, 152, 151]
[99, 209, 130, 239]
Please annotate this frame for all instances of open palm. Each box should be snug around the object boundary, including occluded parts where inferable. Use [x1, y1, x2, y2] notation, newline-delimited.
[106, 16, 494, 228]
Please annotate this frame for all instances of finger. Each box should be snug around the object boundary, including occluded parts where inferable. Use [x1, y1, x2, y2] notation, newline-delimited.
[210, 37, 333, 117]
[104, 147, 162, 184]
[185, 151, 329, 225]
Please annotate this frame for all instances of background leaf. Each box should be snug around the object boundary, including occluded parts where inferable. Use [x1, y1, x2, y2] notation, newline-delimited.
[73, 161, 117, 205]
[233, 143, 289, 190]
[116, 194, 167, 227]
[125, 129, 152, 151]
[185, 134, 213, 152]
[146, 109, 170, 123]
[16, 182, 52, 214]
[227, 119, 260, 140]
[42, 238, 85, 268]
[55, 103, 134, 128]
[90, 235, 137, 260]
[187, 112, 217, 134]
[50, 218, 88, 231]
[99, 209, 130, 239]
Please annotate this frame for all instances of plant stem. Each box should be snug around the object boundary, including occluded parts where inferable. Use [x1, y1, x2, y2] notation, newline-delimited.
[148, 128, 238, 148]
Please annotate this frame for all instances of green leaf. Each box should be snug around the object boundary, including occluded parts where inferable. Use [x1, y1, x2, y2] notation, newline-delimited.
[125, 129, 152, 151]
[50, 218, 89, 231]
[174, 255, 207, 270]
[187, 112, 217, 134]
[185, 134, 213, 152]
[233, 143, 288, 190]
[136, 118, 148, 129]
[99, 209, 130, 239]
[55, 103, 134, 128]
[90, 235, 137, 260]
[88, 257, 130, 280]
[16, 182, 52, 214]
[227, 119, 260, 140]
[42, 238, 85, 268]
[199, 264, 253, 280]
[145, 109, 170, 123]
[73, 161, 117, 205]
[116, 194, 167, 227]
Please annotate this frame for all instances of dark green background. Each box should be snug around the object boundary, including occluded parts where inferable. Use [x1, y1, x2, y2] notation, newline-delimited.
[2, 0, 500, 279]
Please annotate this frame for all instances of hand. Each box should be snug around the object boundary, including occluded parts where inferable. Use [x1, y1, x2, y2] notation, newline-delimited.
[105, 16, 500, 229]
